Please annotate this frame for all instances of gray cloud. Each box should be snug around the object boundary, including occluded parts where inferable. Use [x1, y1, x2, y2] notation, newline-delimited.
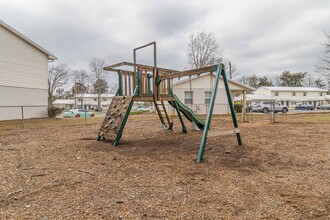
[1, 0, 330, 81]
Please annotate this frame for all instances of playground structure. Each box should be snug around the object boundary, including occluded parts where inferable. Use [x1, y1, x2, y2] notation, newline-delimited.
[97, 42, 242, 162]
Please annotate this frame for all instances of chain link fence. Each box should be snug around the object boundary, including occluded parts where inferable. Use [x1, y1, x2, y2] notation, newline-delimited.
[160, 103, 277, 123]
[0, 103, 277, 131]
[0, 106, 104, 130]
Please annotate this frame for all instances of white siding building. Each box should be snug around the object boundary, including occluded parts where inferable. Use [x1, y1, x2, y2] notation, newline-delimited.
[53, 94, 115, 110]
[0, 20, 56, 120]
[76, 94, 114, 110]
[253, 87, 329, 108]
[172, 74, 254, 115]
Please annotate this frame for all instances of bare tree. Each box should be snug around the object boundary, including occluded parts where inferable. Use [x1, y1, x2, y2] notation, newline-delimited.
[48, 63, 70, 105]
[221, 58, 238, 79]
[89, 58, 106, 109]
[315, 32, 330, 88]
[72, 69, 89, 107]
[236, 75, 247, 84]
[304, 73, 315, 87]
[187, 31, 224, 69]
[187, 31, 237, 78]
[108, 82, 118, 94]
[269, 74, 281, 86]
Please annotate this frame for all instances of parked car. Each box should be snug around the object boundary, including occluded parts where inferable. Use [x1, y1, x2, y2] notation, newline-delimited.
[63, 109, 95, 118]
[136, 106, 150, 111]
[251, 101, 289, 113]
[316, 104, 330, 110]
[295, 104, 315, 110]
[95, 106, 103, 112]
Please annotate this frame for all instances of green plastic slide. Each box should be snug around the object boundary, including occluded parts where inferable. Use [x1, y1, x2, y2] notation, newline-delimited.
[168, 94, 205, 130]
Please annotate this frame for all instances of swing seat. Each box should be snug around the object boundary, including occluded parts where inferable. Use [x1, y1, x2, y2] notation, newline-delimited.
[207, 128, 240, 137]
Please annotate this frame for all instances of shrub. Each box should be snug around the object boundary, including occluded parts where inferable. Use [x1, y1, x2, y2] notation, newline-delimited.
[47, 106, 63, 118]
[130, 110, 144, 115]
[234, 104, 243, 113]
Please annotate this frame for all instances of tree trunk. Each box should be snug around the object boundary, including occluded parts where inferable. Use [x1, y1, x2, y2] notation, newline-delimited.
[98, 89, 101, 110]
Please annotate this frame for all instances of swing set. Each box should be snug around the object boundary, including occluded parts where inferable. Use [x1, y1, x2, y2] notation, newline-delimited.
[97, 42, 242, 162]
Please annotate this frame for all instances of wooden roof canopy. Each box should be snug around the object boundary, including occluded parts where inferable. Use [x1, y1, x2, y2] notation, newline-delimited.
[103, 61, 220, 80]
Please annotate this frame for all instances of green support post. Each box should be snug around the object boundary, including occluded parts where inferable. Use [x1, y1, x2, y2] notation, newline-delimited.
[113, 71, 140, 146]
[155, 76, 162, 85]
[169, 88, 187, 133]
[115, 89, 120, 96]
[117, 70, 123, 96]
[221, 68, 243, 146]
[197, 64, 222, 163]
[174, 100, 187, 133]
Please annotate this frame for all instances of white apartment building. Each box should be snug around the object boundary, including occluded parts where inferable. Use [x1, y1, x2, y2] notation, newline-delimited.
[253, 87, 329, 108]
[172, 74, 254, 115]
[0, 20, 57, 120]
[53, 94, 114, 110]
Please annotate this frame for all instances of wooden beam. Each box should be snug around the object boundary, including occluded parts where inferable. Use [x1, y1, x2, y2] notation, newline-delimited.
[134, 96, 154, 102]
[134, 41, 156, 51]
[104, 67, 134, 75]
[159, 65, 218, 79]
[104, 61, 178, 74]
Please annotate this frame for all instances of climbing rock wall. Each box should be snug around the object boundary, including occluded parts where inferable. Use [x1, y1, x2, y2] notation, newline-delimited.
[97, 96, 133, 142]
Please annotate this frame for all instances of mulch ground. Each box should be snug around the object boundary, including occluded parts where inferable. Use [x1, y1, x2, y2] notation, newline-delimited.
[0, 113, 329, 219]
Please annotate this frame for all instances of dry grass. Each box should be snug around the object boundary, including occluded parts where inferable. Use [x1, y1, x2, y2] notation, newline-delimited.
[0, 113, 329, 219]
[1, 112, 329, 130]
[0, 117, 103, 130]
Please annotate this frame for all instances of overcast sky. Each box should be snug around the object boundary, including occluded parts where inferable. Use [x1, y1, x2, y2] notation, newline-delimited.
[1, 0, 330, 80]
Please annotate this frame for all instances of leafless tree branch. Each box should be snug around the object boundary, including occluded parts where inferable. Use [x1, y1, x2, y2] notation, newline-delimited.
[48, 63, 70, 105]
[89, 58, 106, 109]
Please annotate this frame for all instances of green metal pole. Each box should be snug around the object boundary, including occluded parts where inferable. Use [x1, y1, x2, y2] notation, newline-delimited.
[174, 100, 187, 133]
[170, 88, 187, 133]
[221, 68, 243, 146]
[117, 70, 123, 96]
[197, 65, 222, 162]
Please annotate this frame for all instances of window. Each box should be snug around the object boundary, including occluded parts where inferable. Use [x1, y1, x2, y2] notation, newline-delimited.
[303, 92, 307, 96]
[292, 92, 296, 96]
[94, 98, 97, 101]
[275, 92, 279, 96]
[184, 91, 193, 104]
[320, 92, 323, 96]
[205, 92, 211, 104]
[103, 97, 107, 101]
